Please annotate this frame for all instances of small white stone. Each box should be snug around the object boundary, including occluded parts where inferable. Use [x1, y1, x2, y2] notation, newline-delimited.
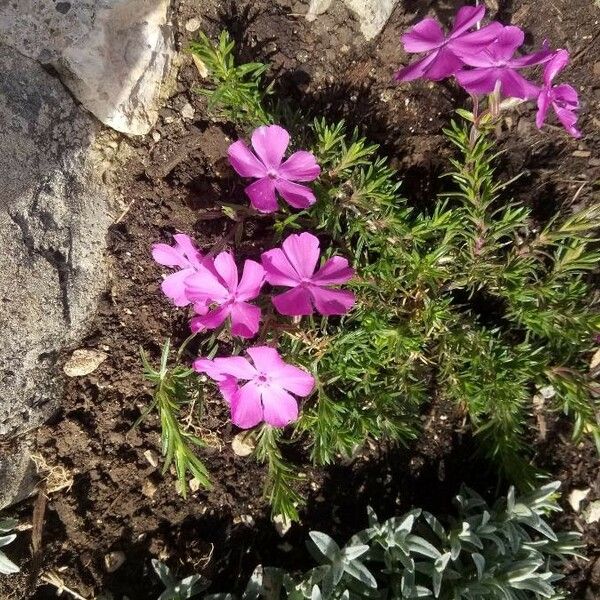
[63, 348, 108, 377]
[231, 432, 255, 457]
[538, 385, 556, 399]
[180, 102, 195, 120]
[185, 17, 202, 32]
[273, 513, 292, 537]
[568, 488, 590, 512]
[144, 450, 159, 468]
[142, 479, 158, 499]
[104, 551, 126, 573]
[152, 131, 161, 142]
[583, 500, 600, 524]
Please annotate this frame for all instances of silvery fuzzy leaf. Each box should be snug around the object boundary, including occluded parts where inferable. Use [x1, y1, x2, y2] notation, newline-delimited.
[341, 544, 369, 561]
[432, 569, 443, 598]
[310, 585, 322, 600]
[0, 519, 17, 534]
[434, 552, 451, 574]
[309, 532, 341, 562]
[0, 534, 17, 549]
[153, 560, 176, 588]
[0, 551, 19, 575]
[405, 535, 441, 560]
[343, 559, 377, 588]
[472, 553, 485, 580]
[422, 512, 447, 542]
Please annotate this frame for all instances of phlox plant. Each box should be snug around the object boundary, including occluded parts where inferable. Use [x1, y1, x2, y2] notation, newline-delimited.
[0, 518, 19, 575]
[141, 7, 600, 522]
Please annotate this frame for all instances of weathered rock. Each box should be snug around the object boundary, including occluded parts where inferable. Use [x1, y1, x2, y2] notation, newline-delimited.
[0, 0, 174, 135]
[307, 0, 400, 40]
[0, 442, 38, 510]
[0, 44, 111, 438]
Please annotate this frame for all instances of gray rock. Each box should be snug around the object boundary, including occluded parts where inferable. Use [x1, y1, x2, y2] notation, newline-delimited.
[307, 0, 399, 40]
[0, 0, 174, 135]
[0, 44, 111, 439]
[0, 443, 38, 510]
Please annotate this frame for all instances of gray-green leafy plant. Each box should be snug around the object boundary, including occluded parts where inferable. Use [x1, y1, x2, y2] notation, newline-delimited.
[208, 483, 584, 600]
[0, 518, 19, 575]
[153, 559, 209, 600]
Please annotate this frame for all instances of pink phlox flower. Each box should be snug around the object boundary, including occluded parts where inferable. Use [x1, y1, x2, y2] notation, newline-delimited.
[535, 49, 581, 138]
[395, 6, 503, 82]
[456, 26, 552, 99]
[227, 124, 321, 214]
[152, 233, 207, 307]
[193, 346, 315, 429]
[261, 232, 355, 316]
[184, 251, 265, 339]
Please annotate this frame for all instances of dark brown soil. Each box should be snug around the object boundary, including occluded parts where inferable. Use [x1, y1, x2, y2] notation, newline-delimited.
[2, 1, 599, 599]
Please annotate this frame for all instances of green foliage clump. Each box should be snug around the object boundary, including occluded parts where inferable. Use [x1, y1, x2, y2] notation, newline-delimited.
[140, 31, 600, 520]
[0, 518, 19, 575]
[153, 559, 209, 600]
[172, 483, 584, 600]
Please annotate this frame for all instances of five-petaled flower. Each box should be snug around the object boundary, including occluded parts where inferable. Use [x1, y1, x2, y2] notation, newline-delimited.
[228, 124, 321, 213]
[536, 49, 581, 138]
[456, 26, 551, 99]
[152, 234, 207, 307]
[185, 251, 265, 339]
[261, 232, 355, 316]
[194, 346, 315, 428]
[395, 6, 502, 82]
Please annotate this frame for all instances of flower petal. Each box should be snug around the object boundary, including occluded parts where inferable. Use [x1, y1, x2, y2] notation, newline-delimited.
[173, 234, 204, 268]
[455, 67, 498, 95]
[246, 346, 282, 372]
[260, 384, 299, 428]
[450, 22, 504, 57]
[245, 177, 279, 213]
[554, 105, 581, 138]
[543, 49, 569, 86]
[450, 5, 485, 37]
[509, 46, 553, 69]
[272, 286, 314, 316]
[401, 17, 444, 53]
[212, 356, 257, 380]
[193, 358, 227, 381]
[213, 252, 239, 292]
[152, 243, 188, 268]
[281, 232, 320, 279]
[185, 266, 229, 302]
[218, 376, 239, 405]
[554, 83, 579, 109]
[312, 256, 354, 285]
[251, 124, 290, 169]
[536, 89, 551, 129]
[261, 248, 302, 287]
[161, 268, 194, 306]
[230, 302, 261, 338]
[394, 52, 438, 82]
[422, 46, 463, 80]
[270, 366, 315, 397]
[192, 304, 230, 331]
[231, 382, 264, 429]
[227, 140, 268, 178]
[278, 151, 321, 182]
[236, 260, 265, 301]
[274, 178, 317, 209]
[489, 26, 524, 63]
[498, 68, 540, 99]
[309, 286, 355, 316]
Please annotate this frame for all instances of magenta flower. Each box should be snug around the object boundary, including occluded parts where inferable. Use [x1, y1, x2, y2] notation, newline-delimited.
[261, 232, 355, 316]
[395, 6, 502, 82]
[194, 346, 315, 429]
[536, 50, 581, 138]
[152, 234, 207, 307]
[184, 252, 265, 339]
[227, 124, 321, 214]
[456, 26, 551, 99]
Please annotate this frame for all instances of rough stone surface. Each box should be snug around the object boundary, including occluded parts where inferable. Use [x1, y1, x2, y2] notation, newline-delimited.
[0, 44, 111, 439]
[0, 443, 37, 510]
[0, 0, 174, 135]
[307, 0, 399, 39]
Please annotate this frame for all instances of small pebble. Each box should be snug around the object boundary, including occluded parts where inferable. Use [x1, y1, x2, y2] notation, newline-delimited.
[152, 131, 161, 142]
[185, 17, 202, 32]
[104, 551, 126, 573]
[181, 102, 195, 120]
